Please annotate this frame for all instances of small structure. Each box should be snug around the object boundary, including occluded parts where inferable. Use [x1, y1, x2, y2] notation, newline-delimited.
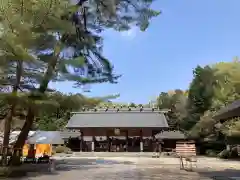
[176, 140, 197, 171]
[26, 131, 64, 144]
[213, 99, 240, 121]
[155, 130, 186, 151]
[66, 107, 169, 152]
[60, 130, 79, 141]
[23, 131, 64, 157]
[213, 100, 240, 156]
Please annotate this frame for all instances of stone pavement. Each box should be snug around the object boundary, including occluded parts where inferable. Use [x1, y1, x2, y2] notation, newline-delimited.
[6, 156, 240, 180]
[56, 153, 240, 170]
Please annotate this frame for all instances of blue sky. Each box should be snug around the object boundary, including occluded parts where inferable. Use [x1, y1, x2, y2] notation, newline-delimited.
[52, 0, 240, 104]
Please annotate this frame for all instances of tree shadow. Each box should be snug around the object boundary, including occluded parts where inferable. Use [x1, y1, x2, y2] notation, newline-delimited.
[218, 158, 240, 162]
[196, 168, 240, 180]
[4, 158, 134, 179]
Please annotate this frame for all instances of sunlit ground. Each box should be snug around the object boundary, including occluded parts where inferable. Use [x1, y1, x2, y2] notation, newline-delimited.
[5, 157, 240, 180]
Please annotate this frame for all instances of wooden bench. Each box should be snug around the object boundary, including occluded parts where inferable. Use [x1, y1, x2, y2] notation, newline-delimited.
[176, 141, 197, 171]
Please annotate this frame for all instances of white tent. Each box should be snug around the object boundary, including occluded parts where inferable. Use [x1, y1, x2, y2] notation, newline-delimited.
[26, 131, 64, 144]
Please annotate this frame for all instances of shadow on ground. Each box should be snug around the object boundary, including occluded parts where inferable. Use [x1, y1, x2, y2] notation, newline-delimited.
[2, 158, 240, 179]
[197, 169, 240, 180]
[2, 158, 134, 179]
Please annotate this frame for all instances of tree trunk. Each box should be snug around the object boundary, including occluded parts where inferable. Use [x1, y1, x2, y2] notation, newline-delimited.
[2, 61, 22, 165]
[2, 105, 15, 165]
[10, 53, 59, 165]
[10, 107, 34, 166]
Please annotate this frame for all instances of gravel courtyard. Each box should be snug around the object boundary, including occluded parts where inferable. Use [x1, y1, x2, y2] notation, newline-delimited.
[6, 157, 240, 180]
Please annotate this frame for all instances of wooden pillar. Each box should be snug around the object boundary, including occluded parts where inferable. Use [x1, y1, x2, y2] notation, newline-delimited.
[28, 144, 35, 158]
[151, 132, 155, 152]
[140, 129, 143, 152]
[106, 131, 110, 152]
[80, 130, 84, 152]
[91, 136, 95, 152]
[125, 130, 128, 152]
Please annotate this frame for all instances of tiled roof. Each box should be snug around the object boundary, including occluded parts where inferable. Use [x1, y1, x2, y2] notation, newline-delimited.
[155, 130, 186, 139]
[27, 131, 64, 144]
[66, 108, 169, 128]
[213, 99, 240, 120]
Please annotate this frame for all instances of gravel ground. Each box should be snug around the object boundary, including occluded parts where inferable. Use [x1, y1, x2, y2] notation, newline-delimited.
[5, 157, 240, 180]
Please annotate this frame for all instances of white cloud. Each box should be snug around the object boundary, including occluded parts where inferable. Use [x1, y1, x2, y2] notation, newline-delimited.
[120, 27, 138, 39]
[102, 26, 140, 41]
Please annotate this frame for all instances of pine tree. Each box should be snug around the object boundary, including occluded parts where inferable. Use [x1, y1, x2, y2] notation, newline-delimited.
[0, 0, 160, 165]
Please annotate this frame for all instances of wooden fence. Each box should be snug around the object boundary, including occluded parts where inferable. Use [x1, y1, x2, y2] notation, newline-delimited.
[175, 141, 197, 170]
[176, 141, 196, 157]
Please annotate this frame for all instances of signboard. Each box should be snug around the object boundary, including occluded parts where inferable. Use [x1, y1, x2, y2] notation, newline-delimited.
[114, 128, 120, 135]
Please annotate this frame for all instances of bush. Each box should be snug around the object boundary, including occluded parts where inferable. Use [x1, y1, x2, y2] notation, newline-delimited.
[65, 149, 72, 154]
[55, 145, 65, 153]
[55, 145, 72, 154]
[52, 150, 56, 155]
[205, 149, 218, 157]
[218, 149, 230, 159]
[0, 167, 11, 177]
[230, 146, 239, 158]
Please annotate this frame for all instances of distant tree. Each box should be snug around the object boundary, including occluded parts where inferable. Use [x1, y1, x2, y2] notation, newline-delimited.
[129, 102, 136, 107]
[188, 60, 240, 144]
[211, 60, 240, 110]
[182, 66, 216, 130]
[157, 90, 187, 129]
[155, 59, 240, 153]
[36, 92, 103, 130]
[157, 92, 172, 109]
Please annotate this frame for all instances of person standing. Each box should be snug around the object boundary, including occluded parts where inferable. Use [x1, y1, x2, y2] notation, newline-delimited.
[154, 139, 163, 158]
[155, 140, 160, 158]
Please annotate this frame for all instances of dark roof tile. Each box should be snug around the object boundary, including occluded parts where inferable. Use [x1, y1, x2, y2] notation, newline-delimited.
[214, 99, 240, 120]
[155, 131, 185, 139]
[66, 110, 169, 128]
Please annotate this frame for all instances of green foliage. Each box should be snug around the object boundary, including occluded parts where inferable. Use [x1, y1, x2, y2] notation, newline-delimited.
[188, 66, 216, 114]
[129, 102, 136, 107]
[205, 149, 218, 157]
[218, 147, 239, 159]
[157, 89, 187, 129]
[35, 92, 106, 131]
[157, 92, 172, 109]
[220, 118, 240, 144]
[156, 59, 240, 158]
[54, 145, 72, 154]
[0, 0, 159, 102]
[185, 61, 240, 142]
[0, 167, 11, 177]
[211, 60, 240, 110]
[0, 0, 159, 157]
[188, 111, 215, 138]
[218, 149, 230, 159]
[182, 66, 216, 130]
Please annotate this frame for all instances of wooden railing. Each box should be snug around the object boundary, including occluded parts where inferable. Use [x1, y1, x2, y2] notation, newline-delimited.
[176, 141, 196, 157]
[176, 141, 197, 170]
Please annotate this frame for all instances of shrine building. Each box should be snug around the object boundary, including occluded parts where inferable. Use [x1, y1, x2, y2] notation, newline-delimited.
[65, 107, 169, 152]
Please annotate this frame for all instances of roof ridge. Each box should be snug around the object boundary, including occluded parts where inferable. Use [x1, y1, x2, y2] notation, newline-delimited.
[71, 108, 170, 114]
